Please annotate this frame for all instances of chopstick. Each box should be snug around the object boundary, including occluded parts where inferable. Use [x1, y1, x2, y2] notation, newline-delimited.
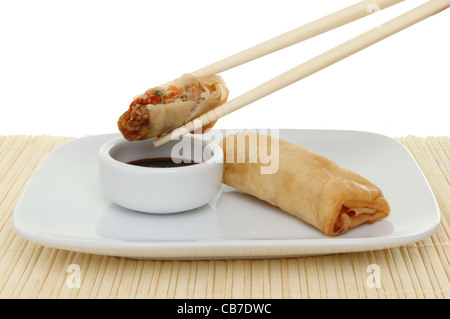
[191, 0, 404, 77]
[153, 0, 450, 147]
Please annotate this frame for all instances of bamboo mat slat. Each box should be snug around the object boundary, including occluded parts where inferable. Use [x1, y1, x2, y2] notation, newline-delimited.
[0, 134, 449, 299]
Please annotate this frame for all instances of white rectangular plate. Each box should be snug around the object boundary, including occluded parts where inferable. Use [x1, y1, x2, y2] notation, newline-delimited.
[13, 130, 440, 259]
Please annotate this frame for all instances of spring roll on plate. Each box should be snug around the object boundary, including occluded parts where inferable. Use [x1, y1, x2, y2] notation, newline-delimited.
[220, 131, 390, 237]
[118, 74, 228, 141]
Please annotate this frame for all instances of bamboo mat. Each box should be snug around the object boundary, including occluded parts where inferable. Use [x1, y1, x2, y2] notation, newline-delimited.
[0, 134, 449, 299]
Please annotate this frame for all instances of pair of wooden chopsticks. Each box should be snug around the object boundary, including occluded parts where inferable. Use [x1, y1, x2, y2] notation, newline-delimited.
[153, 0, 450, 147]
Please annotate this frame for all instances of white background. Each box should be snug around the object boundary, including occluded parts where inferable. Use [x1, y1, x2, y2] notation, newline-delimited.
[1, 0, 449, 138]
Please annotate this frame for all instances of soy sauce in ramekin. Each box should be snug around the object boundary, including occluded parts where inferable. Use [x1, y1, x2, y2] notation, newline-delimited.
[127, 157, 198, 168]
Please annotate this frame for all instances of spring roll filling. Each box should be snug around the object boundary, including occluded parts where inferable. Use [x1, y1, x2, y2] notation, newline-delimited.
[119, 83, 206, 140]
[128, 84, 205, 111]
[333, 205, 378, 234]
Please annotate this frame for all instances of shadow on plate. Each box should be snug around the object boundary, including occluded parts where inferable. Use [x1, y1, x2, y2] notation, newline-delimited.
[95, 203, 223, 242]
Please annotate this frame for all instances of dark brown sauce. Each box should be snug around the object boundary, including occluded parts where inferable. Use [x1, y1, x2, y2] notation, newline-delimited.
[127, 157, 199, 168]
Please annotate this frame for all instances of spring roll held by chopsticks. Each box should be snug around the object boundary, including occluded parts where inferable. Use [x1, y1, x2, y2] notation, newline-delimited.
[118, 74, 228, 141]
[220, 131, 390, 237]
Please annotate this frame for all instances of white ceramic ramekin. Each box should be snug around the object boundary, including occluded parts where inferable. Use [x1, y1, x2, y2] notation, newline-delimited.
[98, 134, 223, 214]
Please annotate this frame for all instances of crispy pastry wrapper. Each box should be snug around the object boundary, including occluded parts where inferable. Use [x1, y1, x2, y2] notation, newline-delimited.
[220, 131, 390, 237]
[118, 74, 228, 141]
